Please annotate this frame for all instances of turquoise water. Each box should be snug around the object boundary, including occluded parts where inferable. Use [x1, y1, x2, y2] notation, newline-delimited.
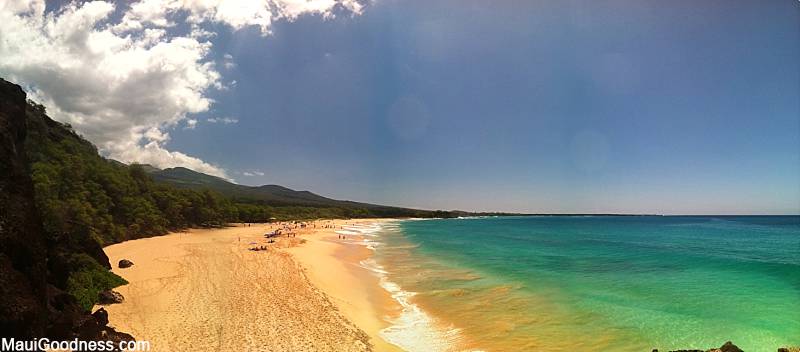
[373, 216, 800, 351]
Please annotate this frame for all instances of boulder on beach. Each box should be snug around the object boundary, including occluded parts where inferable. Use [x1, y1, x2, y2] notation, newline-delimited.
[92, 307, 109, 326]
[97, 290, 124, 305]
[118, 259, 134, 268]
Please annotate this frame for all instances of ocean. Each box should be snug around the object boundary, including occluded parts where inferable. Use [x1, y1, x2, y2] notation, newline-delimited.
[361, 216, 800, 352]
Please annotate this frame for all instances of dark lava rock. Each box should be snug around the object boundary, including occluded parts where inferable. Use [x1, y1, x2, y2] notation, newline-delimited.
[98, 290, 125, 305]
[653, 341, 744, 352]
[77, 307, 135, 351]
[715, 341, 743, 352]
[0, 76, 50, 338]
[118, 259, 134, 268]
[92, 307, 109, 326]
[0, 77, 134, 344]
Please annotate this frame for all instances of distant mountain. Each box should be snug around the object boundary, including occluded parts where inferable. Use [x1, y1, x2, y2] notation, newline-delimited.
[1, 75, 464, 347]
[147, 166, 449, 216]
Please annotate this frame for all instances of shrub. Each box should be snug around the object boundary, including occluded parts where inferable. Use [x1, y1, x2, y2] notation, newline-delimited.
[65, 254, 128, 311]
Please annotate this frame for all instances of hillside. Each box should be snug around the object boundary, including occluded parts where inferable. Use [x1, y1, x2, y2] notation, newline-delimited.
[0, 75, 454, 343]
[149, 167, 444, 216]
[151, 167, 343, 207]
[1, 77, 132, 342]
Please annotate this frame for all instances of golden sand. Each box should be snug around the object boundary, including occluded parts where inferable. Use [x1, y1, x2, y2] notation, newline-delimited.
[100, 219, 402, 352]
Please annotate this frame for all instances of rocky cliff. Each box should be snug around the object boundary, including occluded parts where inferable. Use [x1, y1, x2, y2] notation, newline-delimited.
[0, 78, 132, 346]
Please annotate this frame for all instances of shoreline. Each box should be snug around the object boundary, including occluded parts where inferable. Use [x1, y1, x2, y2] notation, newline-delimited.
[344, 221, 469, 352]
[286, 219, 469, 352]
[99, 220, 406, 351]
[286, 220, 405, 352]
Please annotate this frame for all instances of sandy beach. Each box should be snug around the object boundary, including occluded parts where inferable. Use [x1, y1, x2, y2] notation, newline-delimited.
[100, 219, 403, 352]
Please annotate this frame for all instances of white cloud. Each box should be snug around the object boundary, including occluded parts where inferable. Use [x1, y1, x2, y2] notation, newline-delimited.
[0, 0, 364, 180]
[185, 118, 198, 129]
[222, 53, 235, 69]
[115, 0, 364, 35]
[242, 170, 265, 177]
[206, 116, 238, 124]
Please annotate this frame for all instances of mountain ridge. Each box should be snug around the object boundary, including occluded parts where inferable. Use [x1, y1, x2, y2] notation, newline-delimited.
[146, 166, 450, 215]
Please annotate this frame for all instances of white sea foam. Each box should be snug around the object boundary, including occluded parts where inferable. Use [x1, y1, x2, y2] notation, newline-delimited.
[358, 223, 462, 352]
[337, 223, 386, 249]
[377, 274, 462, 352]
[358, 238, 381, 251]
[359, 258, 388, 275]
[343, 224, 382, 236]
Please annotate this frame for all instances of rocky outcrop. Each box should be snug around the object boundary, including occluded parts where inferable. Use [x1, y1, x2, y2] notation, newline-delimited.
[653, 341, 800, 352]
[0, 76, 50, 338]
[118, 259, 134, 268]
[97, 290, 125, 305]
[711, 341, 744, 352]
[653, 341, 743, 352]
[0, 77, 133, 345]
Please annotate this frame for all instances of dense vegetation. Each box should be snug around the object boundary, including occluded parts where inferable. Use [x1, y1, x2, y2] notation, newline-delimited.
[22, 97, 466, 309]
[26, 104, 234, 246]
[26, 103, 441, 244]
[64, 253, 129, 310]
[25, 102, 238, 307]
[25, 102, 458, 243]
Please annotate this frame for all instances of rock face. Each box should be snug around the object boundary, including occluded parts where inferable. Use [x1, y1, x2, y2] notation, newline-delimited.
[118, 259, 134, 268]
[98, 290, 125, 305]
[653, 341, 744, 352]
[0, 76, 50, 338]
[0, 77, 133, 344]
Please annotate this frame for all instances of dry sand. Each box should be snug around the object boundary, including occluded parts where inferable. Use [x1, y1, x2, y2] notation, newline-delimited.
[101, 219, 403, 352]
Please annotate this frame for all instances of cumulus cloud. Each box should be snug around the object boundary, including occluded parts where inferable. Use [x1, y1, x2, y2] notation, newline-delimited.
[206, 116, 238, 124]
[0, 0, 364, 180]
[116, 0, 364, 34]
[242, 170, 265, 177]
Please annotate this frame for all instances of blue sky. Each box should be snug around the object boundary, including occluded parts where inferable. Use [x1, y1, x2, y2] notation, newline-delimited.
[169, 0, 799, 214]
[4, 0, 799, 214]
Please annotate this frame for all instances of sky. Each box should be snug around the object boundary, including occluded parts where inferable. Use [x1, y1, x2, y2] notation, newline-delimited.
[1, 0, 798, 214]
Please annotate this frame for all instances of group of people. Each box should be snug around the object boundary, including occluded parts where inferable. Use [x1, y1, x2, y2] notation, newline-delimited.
[242, 219, 357, 250]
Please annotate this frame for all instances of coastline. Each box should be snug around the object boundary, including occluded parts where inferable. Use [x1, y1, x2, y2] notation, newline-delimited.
[286, 220, 404, 352]
[286, 219, 468, 352]
[100, 220, 397, 351]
